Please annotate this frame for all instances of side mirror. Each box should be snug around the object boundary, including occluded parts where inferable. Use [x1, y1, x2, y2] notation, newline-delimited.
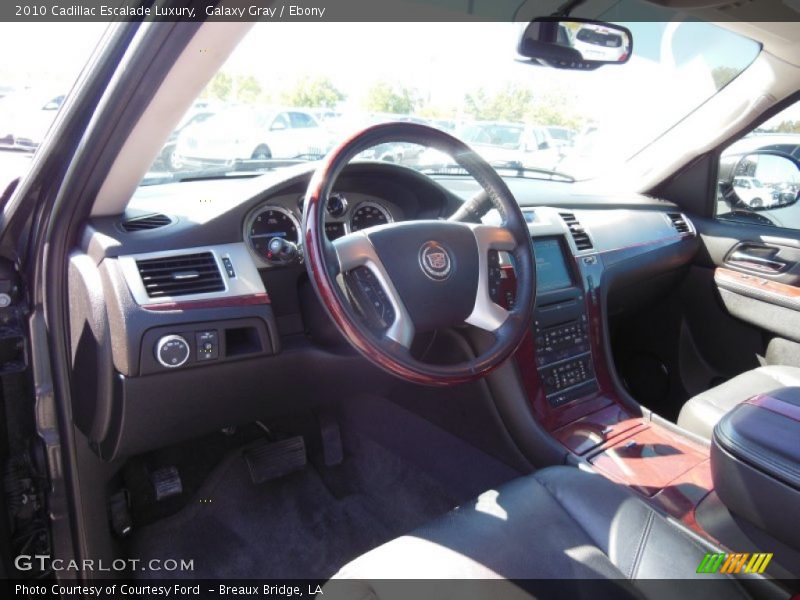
[271, 120, 288, 131]
[719, 151, 800, 211]
[518, 18, 632, 70]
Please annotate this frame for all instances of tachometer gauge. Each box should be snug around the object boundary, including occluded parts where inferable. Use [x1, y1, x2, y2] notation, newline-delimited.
[247, 206, 300, 263]
[350, 202, 392, 232]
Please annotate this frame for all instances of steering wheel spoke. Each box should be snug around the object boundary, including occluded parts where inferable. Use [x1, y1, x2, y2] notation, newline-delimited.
[332, 232, 415, 349]
[465, 224, 517, 333]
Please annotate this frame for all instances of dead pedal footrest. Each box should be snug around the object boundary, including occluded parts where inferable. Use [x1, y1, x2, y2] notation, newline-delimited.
[243, 436, 307, 484]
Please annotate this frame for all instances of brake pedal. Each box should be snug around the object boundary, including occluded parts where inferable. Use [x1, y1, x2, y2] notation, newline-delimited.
[243, 436, 306, 484]
[149, 466, 183, 501]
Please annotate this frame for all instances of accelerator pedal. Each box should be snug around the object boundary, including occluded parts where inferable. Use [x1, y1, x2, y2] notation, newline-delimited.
[243, 436, 307, 484]
[318, 412, 344, 467]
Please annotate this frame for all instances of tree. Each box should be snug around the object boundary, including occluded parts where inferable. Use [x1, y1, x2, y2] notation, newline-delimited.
[773, 120, 800, 134]
[711, 66, 740, 91]
[280, 76, 345, 108]
[525, 89, 585, 130]
[464, 83, 534, 122]
[235, 75, 262, 104]
[203, 72, 233, 102]
[364, 82, 417, 114]
[464, 82, 585, 130]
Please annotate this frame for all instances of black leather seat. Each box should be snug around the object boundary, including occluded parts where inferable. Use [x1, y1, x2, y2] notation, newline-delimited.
[678, 366, 800, 440]
[329, 466, 753, 598]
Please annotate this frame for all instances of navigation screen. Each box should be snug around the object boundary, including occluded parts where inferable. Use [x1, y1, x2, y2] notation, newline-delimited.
[533, 237, 573, 292]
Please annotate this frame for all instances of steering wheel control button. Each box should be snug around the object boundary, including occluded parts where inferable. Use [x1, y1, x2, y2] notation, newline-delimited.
[419, 241, 453, 281]
[155, 335, 191, 368]
[196, 330, 219, 361]
[349, 267, 395, 330]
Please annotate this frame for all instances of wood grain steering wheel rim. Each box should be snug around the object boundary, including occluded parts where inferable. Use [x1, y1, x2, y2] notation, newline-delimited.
[302, 122, 536, 386]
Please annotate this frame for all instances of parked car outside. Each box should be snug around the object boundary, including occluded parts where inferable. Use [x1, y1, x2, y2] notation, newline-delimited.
[173, 106, 333, 168]
[717, 133, 800, 227]
[155, 107, 217, 172]
[732, 175, 771, 208]
[572, 23, 630, 62]
[418, 120, 563, 170]
[0, 90, 64, 152]
[546, 126, 577, 150]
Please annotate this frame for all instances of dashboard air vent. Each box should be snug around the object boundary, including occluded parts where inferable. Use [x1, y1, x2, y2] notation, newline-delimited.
[135, 252, 224, 298]
[559, 212, 594, 251]
[120, 213, 172, 232]
[667, 212, 690, 234]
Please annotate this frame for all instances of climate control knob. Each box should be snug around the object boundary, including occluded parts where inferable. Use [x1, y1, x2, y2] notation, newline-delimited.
[155, 335, 190, 368]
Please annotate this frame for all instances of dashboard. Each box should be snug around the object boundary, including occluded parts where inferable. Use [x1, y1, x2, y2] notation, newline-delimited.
[72, 161, 698, 460]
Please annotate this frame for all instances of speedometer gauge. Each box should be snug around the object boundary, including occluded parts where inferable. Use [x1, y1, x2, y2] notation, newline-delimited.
[350, 202, 392, 232]
[247, 206, 299, 261]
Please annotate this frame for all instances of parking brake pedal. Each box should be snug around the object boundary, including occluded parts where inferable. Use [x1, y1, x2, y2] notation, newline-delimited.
[243, 436, 306, 484]
[150, 466, 183, 501]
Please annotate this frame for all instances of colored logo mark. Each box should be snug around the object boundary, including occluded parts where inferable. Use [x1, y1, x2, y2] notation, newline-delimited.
[696, 552, 772, 574]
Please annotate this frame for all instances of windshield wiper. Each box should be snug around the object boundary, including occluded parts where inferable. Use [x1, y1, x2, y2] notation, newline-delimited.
[419, 161, 574, 182]
[488, 161, 574, 182]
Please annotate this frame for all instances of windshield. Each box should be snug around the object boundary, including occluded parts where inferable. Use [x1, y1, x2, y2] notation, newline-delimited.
[460, 124, 524, 147]
[140, 19, 759, 185]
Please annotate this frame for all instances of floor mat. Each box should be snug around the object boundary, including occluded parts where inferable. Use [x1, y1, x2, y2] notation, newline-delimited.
[128, 430, 459, 579]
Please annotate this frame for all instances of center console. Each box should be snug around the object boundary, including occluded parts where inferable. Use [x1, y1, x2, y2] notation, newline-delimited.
[530, 237, 597, 408]
[509, 208, 718, 541]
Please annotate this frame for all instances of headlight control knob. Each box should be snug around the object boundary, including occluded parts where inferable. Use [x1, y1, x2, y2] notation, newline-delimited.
[156, 335, 190, 368]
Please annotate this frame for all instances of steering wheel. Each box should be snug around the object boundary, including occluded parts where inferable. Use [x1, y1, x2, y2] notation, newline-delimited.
[302, 123, 535, 386]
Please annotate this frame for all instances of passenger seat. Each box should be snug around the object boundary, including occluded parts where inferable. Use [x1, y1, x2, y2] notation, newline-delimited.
[678, 365, 800, 439]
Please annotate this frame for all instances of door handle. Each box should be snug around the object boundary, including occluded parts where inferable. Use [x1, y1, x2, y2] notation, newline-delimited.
[727, 250, 788, 274]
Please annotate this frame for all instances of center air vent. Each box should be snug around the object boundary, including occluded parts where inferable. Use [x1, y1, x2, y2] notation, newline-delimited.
[559, 212, 594, 251]
[135, 252, 224, 298]
[120, 213, 172, 232]
[667, 213, 691, 234]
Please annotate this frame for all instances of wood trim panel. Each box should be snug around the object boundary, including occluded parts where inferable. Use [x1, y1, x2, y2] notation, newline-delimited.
[588, 425, 708, 497]
[715, 267, 800, 300]
[553, 403, 644, 455]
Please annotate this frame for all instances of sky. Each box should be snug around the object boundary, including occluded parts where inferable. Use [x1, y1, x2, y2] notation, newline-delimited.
[0, 23, 108, 92]
[0, 19, 769, 176]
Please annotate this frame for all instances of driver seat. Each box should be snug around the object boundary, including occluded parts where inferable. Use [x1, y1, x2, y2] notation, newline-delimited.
[328, 466, 753, 598]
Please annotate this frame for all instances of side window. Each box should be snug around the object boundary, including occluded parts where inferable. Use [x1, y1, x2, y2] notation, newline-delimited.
[717, 102, 800, 229]
[270, 113, 289, 131]
[289, 112, 316, 128]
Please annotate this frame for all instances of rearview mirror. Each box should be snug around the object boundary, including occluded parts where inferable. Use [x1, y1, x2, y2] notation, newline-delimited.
[720, 151, 800, 211]
[518, 18, 632, 70]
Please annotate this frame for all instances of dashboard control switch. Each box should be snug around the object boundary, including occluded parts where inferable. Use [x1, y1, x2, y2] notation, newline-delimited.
[196, 330, 219, 361]
[221, 257, 236, 278]
[155, 335, 190, 368]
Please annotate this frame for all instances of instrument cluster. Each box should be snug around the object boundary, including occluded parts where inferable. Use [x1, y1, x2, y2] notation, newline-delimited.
[244, 191, 397, 267]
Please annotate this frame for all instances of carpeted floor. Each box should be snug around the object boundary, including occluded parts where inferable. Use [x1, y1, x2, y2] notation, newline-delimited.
[129, 430, 461, 579]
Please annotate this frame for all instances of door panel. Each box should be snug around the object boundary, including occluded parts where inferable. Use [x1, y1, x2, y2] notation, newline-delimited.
[692, 216, 800, 362]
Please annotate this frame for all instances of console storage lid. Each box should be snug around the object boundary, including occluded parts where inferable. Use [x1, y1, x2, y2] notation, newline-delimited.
[710, 387, 800, 550]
